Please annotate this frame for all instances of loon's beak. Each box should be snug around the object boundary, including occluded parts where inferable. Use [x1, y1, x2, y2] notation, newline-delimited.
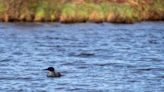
[43, 68, 48, 70]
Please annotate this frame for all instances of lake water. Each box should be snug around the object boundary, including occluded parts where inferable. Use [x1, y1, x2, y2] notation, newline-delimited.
[0, 22, 164, 92]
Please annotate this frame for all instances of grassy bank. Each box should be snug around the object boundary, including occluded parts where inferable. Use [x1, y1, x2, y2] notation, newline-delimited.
[0, 0, 163, 23]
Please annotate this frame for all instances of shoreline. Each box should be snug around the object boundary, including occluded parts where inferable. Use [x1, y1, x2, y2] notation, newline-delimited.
[0, 0, 163, 23]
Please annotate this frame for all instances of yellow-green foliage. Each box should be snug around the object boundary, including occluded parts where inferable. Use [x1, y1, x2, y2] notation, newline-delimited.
[151, 0, 164, 12]
[76, 4, 89, 21]
[0, 0, 5, 13]
[0, 0, 163, 23]
[34, 1, 47, 21]
[100, 3, 140, 22]
[84, 3, 104, 22]
[61, 4, 76, 18]
[100, 3, 114, 16]
[60, 3, 76, 22]
[115, 4, 140, 22]
[60, 3, 105, 22]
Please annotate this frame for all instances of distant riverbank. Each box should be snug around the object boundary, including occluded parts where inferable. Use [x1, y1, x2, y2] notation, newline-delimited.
[0, 0, 163, 23]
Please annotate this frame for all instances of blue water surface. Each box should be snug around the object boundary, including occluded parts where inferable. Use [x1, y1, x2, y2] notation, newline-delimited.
[0, 22, 164, 92]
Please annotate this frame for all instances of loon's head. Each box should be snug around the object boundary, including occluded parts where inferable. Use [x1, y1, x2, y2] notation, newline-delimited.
[44, 67, 55, 72]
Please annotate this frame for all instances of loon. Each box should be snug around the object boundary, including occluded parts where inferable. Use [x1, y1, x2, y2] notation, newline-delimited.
[44, 67, 62, 77]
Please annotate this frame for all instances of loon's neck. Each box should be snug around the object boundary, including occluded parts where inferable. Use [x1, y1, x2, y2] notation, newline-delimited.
[47, 71, 56, 77]
[47, 71, 61, 77]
